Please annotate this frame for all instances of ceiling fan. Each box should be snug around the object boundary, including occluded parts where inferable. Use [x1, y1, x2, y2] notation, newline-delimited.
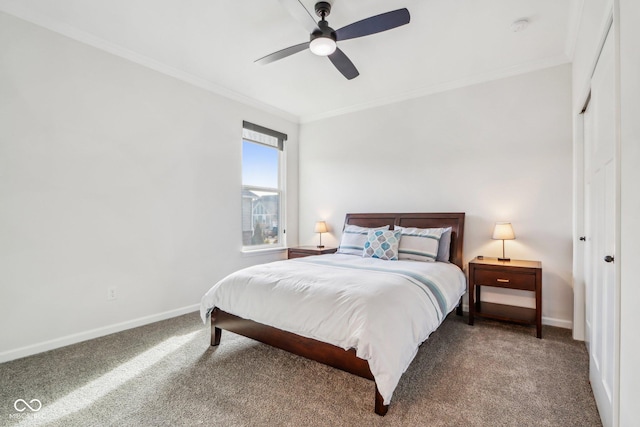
[256, 0, 410, 80]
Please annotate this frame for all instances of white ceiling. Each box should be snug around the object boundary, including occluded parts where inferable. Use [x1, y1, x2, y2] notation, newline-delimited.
[0, 0, 582, 122]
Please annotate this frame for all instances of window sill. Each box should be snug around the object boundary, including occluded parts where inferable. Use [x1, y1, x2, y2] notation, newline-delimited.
[241, 247, 287, 257]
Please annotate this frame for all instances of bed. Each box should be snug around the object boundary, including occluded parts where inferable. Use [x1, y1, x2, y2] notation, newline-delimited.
[200, 212, 465, 415]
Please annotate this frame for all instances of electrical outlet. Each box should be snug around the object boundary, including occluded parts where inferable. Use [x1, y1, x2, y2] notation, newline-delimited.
[107, 287, 117, 300]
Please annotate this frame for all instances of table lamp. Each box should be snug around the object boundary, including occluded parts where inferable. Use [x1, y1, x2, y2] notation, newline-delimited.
[492, 222, 515, 261]
[314, 221, 328, 248]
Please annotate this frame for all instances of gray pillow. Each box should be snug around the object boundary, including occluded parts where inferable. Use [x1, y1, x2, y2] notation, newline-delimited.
[436, 227, 452, 263]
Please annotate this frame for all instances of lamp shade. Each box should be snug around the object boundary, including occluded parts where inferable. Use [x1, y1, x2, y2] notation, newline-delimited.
[492, 222, 515, 240]
[314, 221, 328, 233]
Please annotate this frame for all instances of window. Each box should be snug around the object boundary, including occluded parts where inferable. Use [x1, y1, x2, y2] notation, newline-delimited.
[241, 121, 287, 250]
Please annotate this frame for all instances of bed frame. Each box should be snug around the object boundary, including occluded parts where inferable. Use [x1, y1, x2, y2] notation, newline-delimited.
[210, 212, 465, 416]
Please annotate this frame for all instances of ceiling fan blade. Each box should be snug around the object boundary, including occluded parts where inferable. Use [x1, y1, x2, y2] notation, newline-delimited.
[277, 0, 319, 33]
[255, 42, 310, 65]
[335, 8, 410, 41]
[328, 48, 359, 80]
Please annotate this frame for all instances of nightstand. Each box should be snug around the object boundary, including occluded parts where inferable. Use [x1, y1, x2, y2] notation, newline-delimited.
[287, 246, 337, 259]
[468, 257, 542, 338]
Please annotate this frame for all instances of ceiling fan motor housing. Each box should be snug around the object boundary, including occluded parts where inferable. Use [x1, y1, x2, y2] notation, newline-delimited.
[314, 1, 332, 18]
[311, 20, 336, 43]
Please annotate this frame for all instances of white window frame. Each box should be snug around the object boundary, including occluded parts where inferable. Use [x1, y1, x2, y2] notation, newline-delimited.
[241, 121, 287, 252]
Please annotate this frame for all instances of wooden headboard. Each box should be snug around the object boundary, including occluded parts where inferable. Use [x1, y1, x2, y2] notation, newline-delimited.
[343, 212, 465, 269]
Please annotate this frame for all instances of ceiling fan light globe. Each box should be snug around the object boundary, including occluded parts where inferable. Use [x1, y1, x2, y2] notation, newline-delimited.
[310, 37, 336, 56]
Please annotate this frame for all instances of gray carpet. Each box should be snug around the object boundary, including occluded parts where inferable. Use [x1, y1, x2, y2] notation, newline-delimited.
[0, 312, 601, 426]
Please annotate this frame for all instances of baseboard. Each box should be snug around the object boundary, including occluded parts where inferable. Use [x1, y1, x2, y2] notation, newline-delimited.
[0, 304, 200, 364]
[459, 304, 573, 330]
[1, 303, 575, 364]
[541, 316, 573, 330]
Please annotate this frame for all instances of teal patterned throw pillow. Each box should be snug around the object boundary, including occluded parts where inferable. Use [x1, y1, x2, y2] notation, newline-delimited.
[363, 229, 402, 260]
[337, 224, 390, 255]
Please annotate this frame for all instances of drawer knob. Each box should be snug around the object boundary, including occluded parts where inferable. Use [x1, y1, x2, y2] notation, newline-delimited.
[496, 278, 510, 283]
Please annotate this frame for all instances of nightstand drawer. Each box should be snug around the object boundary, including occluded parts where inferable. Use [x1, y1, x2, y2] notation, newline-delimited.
[473, 268, 536, 291]
[288, 251, 311, 259]
[287, 247, 337, 259]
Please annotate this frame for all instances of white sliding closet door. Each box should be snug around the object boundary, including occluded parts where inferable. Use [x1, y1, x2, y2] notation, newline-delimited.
[582, 28, 618, 427]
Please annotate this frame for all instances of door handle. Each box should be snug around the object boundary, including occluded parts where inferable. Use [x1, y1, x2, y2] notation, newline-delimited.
[604, 255, 614, 263]
[579, 236, 586, 241]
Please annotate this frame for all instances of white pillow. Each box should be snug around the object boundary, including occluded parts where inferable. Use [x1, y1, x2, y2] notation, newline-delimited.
[395, 226, 446, 262]
[337, 224, 390, 256]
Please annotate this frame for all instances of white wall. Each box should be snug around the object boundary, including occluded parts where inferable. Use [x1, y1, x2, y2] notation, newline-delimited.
[0, 12, 299, 362]
[618, 0, 640, 420]
[299, 64, 574, 327]
[616, 1, 640, 424]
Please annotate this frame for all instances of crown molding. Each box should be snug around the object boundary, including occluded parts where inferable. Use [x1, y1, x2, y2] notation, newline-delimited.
[300, 54, 571, 123]
[0, 6, 300, 124]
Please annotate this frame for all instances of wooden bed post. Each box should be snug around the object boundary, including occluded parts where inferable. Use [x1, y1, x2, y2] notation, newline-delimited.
[375, 385, 389, 416]
[212, 327, 221, 346]
[211, 308, 221, 346]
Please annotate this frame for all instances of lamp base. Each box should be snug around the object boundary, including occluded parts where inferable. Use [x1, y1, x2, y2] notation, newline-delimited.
[497, 257, 511, 262]
[317, 245, 325, 249]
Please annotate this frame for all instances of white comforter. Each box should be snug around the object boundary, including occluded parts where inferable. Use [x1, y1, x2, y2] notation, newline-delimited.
[200, 253, 466, 405]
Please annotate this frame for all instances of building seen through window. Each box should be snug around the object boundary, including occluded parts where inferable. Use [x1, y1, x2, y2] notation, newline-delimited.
[241, 122, 286, 249]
